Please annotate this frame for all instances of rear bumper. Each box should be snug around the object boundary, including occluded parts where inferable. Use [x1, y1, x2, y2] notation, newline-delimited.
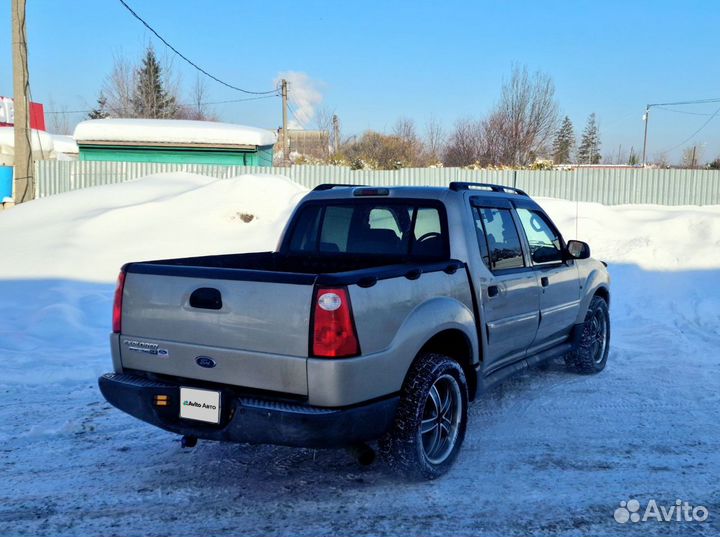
[98, 373, 399, 448]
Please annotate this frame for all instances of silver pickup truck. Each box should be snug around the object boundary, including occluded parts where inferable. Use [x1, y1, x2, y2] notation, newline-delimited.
[99, 182, 610, 479]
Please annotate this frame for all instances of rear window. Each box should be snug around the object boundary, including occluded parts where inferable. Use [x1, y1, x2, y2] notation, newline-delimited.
[286, 201, 449, 259]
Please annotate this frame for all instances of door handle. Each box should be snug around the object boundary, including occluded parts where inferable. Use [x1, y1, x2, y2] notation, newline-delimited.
[488, 285, 499, 298]
[189, 287, 223, 310]
[541, 276, 549, 287]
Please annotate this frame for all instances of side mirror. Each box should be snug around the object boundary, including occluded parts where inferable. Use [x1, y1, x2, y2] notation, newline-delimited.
[566, 240, 591, 260]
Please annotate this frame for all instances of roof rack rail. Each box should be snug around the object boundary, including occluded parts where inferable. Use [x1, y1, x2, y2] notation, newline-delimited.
[449, 182, 528, 196]
[313, 183, 367, 191]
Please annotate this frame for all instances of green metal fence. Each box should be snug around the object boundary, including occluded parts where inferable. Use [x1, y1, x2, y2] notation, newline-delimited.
[34, 160, 720, 206]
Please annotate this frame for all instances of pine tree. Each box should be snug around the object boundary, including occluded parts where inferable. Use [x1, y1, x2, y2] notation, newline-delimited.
[131, 46, 177, 119]
[577, 113, 601, 164]
[551, 116, 575, 164]
[88, 93, 110, 119]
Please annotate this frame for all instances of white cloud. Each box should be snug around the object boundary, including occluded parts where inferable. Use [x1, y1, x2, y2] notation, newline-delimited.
[275, 71, 323, 130]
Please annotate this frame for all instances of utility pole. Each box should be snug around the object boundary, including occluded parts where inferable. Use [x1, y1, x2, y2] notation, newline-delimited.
[691, 145, 697, 168]
[641, 105, 650, 167]
[281, 79, 289, 166]
[332, 114, 340, 154]
[12, 0, 33, 203]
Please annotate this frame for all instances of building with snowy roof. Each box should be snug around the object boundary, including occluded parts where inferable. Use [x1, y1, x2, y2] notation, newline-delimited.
[73, 119, 276, 166]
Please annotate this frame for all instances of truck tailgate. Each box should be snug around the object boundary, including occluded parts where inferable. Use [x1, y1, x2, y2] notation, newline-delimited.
[119, 268, 314, 396]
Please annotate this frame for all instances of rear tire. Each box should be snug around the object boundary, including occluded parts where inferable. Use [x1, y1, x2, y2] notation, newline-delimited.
[566, 295, 610, 374]
[379, 353, 468, 480]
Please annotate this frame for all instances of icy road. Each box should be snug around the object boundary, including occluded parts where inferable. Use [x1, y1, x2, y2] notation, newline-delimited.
[0, 174, 718, 536]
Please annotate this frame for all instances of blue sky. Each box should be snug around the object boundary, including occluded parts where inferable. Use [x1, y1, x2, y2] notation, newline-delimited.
[1, 0, 719, 163]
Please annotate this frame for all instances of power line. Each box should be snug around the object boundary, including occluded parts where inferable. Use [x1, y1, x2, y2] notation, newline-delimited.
[643, 96, 720, 164]
[659, 104, 720, 154]
[649, 97, 720, 107]
[117, 0, 277, 95]
[286, 102, 307, 129]
[207, 95, 278, 105]
[46, 94, 278, 115]
[655, 106, 714, 116]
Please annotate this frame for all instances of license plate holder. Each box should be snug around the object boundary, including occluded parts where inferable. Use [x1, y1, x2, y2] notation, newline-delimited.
[179, 387, 221, 424]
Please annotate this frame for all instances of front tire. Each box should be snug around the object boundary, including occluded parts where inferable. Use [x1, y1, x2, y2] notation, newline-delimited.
[380, 353, 468, 480]
[566, 295, 610, 374]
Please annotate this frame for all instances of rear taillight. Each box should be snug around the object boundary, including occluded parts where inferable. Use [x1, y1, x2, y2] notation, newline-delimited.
[112, 271, 126, 334]
[312, 287, 360, 358]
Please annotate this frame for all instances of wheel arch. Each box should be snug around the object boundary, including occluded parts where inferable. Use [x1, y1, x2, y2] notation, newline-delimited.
[415, 329, 478, 401]
[575, 267, 611, 324]
[594, 285, 610, 307]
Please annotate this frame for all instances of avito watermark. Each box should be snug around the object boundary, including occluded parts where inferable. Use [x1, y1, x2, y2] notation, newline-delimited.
[614, 499, 709, 524]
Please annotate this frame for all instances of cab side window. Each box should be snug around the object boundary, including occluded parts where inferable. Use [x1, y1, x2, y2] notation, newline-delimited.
[473, 207, 525, 271]
[516, 208, 563, 264]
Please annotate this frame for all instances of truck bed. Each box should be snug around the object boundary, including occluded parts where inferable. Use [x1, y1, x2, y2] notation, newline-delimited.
[118, 252, 467, 402]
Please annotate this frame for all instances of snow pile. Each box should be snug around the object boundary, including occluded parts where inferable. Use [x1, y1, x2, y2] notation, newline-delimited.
[73, 118, 277, 147]
[0, 172, 307, 282]
[539, 198, 720, 270]
[0, 127, 55, 160]
[0, 172, 306, 385]
[49, 133, 79, 155]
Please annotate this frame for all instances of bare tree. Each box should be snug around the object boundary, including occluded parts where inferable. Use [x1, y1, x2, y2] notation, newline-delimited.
[608, 145, 628, 165]
[392, 117, 424, 166]
[423, 116, 446, 164]
[47, 98, 72, 134]
[443, 118, 484, 167]
[653, 151, 669, 168]
[49, 112, 72, 135]
[177, 75, 217, 120]
[313, 106, 335, 159]
[103, 54, 135, 116]
[490, 65, 559, 165]
[681, 145, 703, 168]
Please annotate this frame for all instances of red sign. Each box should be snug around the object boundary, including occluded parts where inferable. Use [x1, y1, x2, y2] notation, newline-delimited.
[0, 97, 46, 130]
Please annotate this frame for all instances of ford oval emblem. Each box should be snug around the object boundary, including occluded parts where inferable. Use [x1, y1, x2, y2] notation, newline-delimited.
[195, 356, 217, 369]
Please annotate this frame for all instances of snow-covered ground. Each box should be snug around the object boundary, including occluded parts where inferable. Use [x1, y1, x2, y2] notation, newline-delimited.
[0, 175, 718, 536]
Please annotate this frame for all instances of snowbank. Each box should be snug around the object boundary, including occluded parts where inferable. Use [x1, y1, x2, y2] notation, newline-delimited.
[2, 177, 719, 284]
[0, 127, 55, 159]
[49, 133, 79, 155]
[73, 118, 277, 147]
[0, 172, 307, 282]
[538, 198, 720, 270]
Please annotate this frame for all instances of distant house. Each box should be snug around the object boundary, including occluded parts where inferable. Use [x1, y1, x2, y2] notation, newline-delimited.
[276, 128, 330, 161]
[73, 118, 276, 166]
